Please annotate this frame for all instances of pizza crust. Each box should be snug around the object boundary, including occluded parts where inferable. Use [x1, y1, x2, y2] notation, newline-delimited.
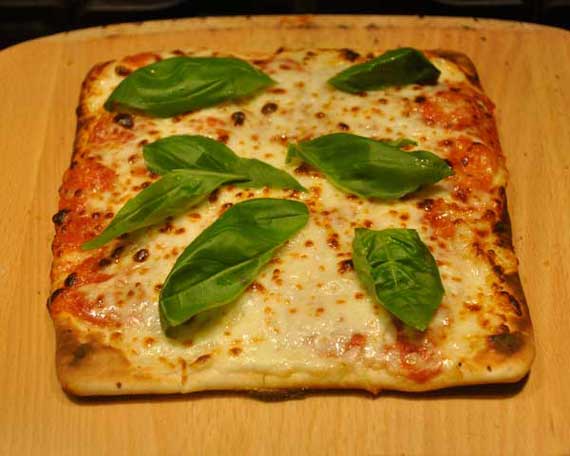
[50, 48, 534, 396]
[429, 49, 482, 89]
[55, 312, 533, 396]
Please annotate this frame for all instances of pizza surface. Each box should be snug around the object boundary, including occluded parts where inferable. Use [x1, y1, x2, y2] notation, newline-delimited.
[48, 48, 534, 395]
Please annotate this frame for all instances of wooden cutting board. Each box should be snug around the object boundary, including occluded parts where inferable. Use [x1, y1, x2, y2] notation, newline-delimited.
[1, 15, 569, 455]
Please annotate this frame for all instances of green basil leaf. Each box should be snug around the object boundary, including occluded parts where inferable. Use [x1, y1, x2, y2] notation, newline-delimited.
[352, 228, 444, 331]
[287, 133, 453, 199]
[234, 158, 305, 191]
[328, 48, 441, 94]
[143, 135, 240, 175]
[144, 135, 306, 191]
[105, 57, 275, 117]
[381, 138, 418, 148]
[82, 170, 242, 250]
[160, 198, 309, 327]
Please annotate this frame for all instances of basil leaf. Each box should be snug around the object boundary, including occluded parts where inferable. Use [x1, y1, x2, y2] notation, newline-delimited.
[352, 228, 444, 331]
[328, 48, 440, 94]
[234, 158, 305, 191]
[144, 135, 240, 175]
[144, 135, 306, 191]
[287, 133, 453, 199]
[381, 138, 418, 148]
[105, 57, 275, 117]
[160, 198, 309, 327]
[82, 170, 242, 250]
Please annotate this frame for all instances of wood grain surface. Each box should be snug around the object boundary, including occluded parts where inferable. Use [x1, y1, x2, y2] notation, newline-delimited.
[0, 15, 569, 455]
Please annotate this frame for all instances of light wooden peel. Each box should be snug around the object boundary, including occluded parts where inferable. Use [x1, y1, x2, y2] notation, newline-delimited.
[0, 15, 569, 456]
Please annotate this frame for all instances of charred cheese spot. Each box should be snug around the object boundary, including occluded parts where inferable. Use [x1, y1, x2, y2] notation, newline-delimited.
[231, 111, 246, 126]
[52, 209, 70, 226]
[488, 332, 524, 355]
[133, 249, 149, 263]
[229, 347, 242, 356]
[261, 102, 278, 115]
[337, 259, 354, 273]
[248, 281, 266, 293]
[144, 337, 155, 347]
[340, 48, 360, 62]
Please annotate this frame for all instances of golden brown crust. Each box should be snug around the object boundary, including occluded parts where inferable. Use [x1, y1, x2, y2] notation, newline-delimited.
[72, 61, 113, 160]
[474, 188, 535, 370]
[55, 315, 183, 395]
[428, 49, 482, 88]
[495, 191, 533, 331]
[56, 311, 531, 397]
[55, 316, 130, 394]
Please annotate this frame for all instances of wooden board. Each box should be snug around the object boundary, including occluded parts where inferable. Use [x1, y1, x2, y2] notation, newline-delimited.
[0, 15, 569, 455]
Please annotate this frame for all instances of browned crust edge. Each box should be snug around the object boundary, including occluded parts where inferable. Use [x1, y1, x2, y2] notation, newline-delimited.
[73, 60, 114, 159]
[429, 49, 533, 344]
[55, 313, 532, 397]
[431, 48, 534, 369]
[488, 188, 535, 361]
[50, 49, 534, 397]
[428, 49, 482, 89]
[496, 190, 530, 320]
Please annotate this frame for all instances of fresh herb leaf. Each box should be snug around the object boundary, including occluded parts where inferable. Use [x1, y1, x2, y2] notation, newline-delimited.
[328, 48, 441, 94]
[381, 138, 418, 148]
[160, 198, 309, 327]
[82, 170, 243, 250]
[144, 135, 306, 191]
[105, 57, 275, 117]
[352, 228, 445, 331]
[143, 135, 239, 175]
[287, 133, 452, 199]
[234, 158, 305, 190]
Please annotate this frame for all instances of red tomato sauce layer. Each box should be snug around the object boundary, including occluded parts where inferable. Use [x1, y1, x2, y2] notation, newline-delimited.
[50, 289, 120, 328]
[388, 328, 443, 383]
[54, 159, 116, 255]
[53, 215, 104, 255]
[89, 114, 135, 146]
[438, 136, 499, 201]
[59, 159, 116, 208]
[418, 198, 463, 239]
[416, 83, 499, 149]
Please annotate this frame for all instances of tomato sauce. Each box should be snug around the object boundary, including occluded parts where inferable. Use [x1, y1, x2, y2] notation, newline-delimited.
[416, 84, 500, 148]
[398, 341, 442, 383]
[71, 255, 113, 286]
[390, 333, 442, 383]
[50, 289, 120, 328]
[89, 114, 135, 146]
[54, 159, 116, 255]
[419, 198, 459, 238]
[438, 136, 499, 199]
[52, 215, 104, 255]
[59, 159, 116, 205]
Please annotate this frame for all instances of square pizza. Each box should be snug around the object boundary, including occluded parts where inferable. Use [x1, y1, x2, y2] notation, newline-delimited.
[48, 47, 534, 395]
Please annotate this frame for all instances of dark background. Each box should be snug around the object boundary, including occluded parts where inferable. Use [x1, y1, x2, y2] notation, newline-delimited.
[1, 0, 569, 49]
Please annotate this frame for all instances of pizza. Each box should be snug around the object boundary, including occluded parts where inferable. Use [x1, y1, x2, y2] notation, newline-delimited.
[48, 47, 534, 396]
